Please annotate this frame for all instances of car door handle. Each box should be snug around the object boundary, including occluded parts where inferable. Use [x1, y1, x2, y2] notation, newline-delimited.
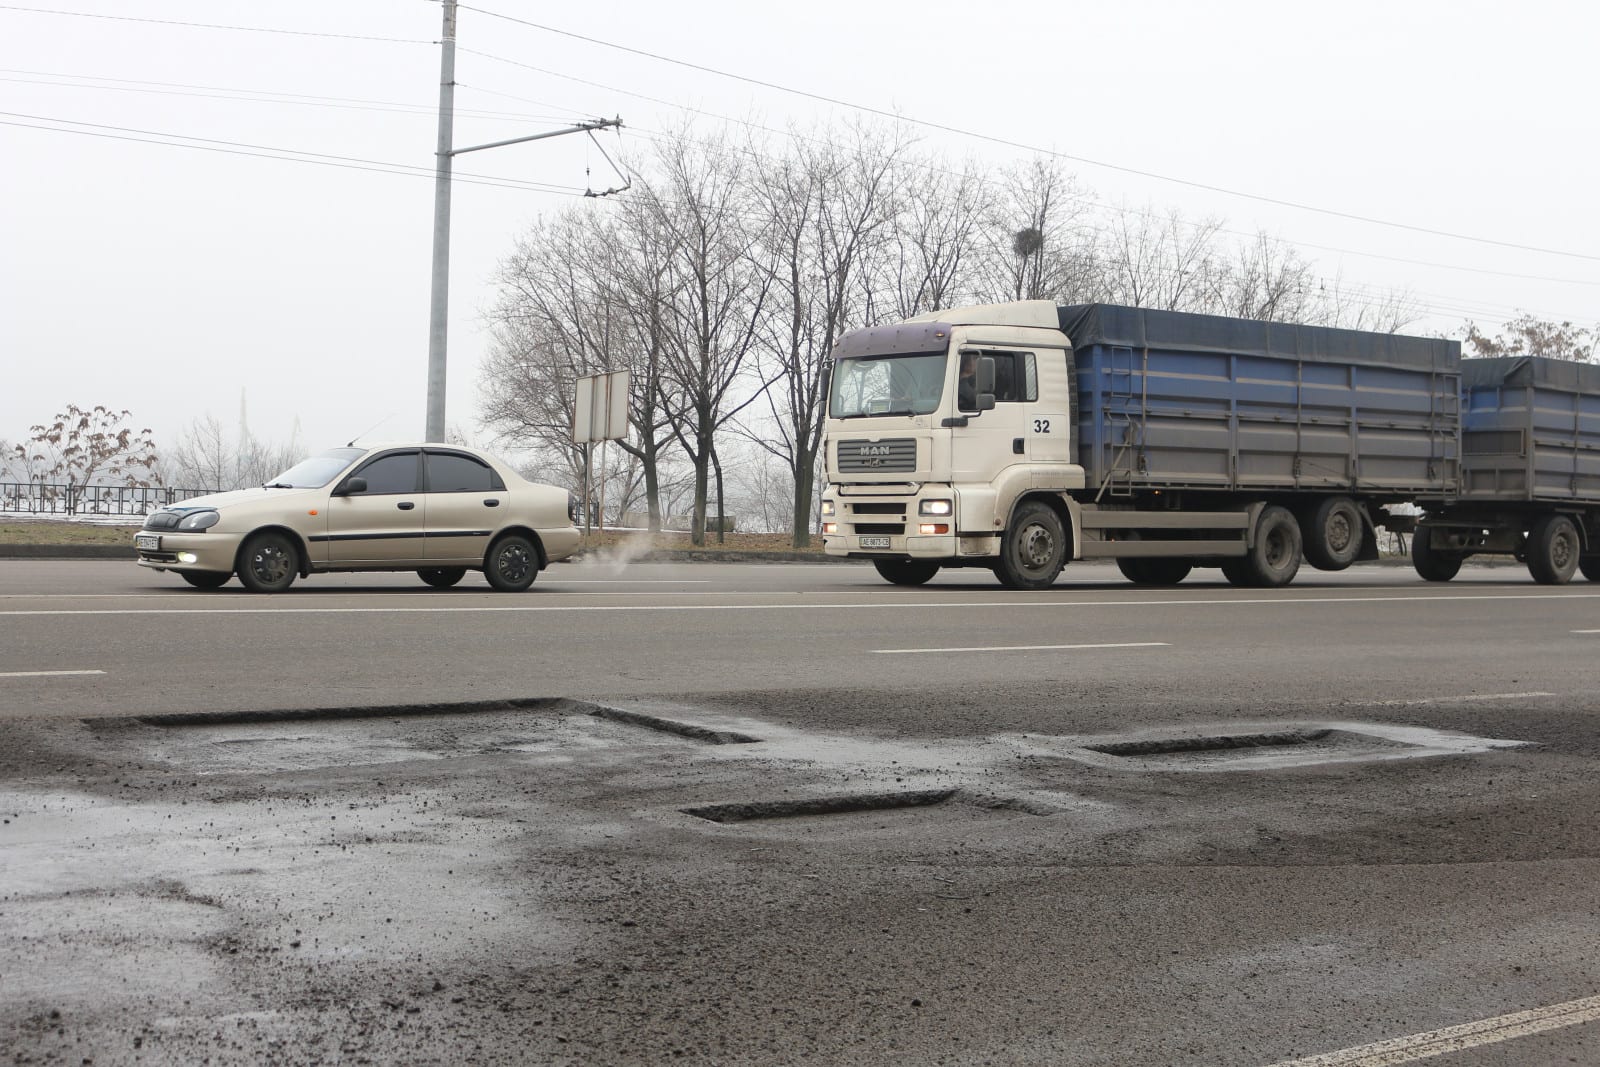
[483, 499, 500, 508]
[397, 501, 415, 511]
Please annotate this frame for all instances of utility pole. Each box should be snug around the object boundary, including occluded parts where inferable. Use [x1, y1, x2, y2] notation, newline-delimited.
[424, 1, 624, 442]
[424, 0, 457, 444]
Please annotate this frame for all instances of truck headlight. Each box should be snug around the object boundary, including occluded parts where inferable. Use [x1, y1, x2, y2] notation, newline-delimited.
[821, 499, 835, 517]
[919, 500, 952, 516]
[177, 510, 220, 531]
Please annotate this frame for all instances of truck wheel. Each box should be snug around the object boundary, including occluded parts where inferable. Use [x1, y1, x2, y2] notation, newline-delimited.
[1411, 530, 1462, 582]
[1219, 558, 1253, 586]
[994, 501, 1066, 590]
[1301, 496, 1363, 571]
[873, 559, 940, 586]
[1116, 558, 1193, 585]
[1221, 506, 1302, 587]
[1526, 514, 1580, 585]
[1580, 557, 1600, 582]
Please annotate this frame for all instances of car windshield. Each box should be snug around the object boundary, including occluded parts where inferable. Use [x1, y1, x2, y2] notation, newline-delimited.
[266, 447, 365, 488]
[829, 351, 947, 419]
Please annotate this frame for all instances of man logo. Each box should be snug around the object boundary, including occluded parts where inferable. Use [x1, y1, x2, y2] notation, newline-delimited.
[857, 445, 891, 457]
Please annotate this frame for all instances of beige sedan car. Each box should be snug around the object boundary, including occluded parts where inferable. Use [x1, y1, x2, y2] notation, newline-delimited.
[135, 444, 581, 592]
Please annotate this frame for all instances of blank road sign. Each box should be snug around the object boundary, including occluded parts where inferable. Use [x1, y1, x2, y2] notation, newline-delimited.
[572, 370, 630, 443]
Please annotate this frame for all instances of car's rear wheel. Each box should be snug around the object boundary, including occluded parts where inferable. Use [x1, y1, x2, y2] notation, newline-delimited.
[179, 570, 230, 590]
[418, 567, 467, 589]
[236, 531, 299, 593]
[484, 535, 538, 592]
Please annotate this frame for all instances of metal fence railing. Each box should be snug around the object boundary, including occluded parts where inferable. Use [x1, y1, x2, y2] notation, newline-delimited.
[0, 483, 220, 519]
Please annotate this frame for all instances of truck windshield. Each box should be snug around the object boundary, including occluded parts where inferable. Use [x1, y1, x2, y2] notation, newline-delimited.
[829, 352, 948, 419]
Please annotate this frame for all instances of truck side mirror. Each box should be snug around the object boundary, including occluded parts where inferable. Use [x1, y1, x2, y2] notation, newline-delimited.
[959, 354, 999, 415]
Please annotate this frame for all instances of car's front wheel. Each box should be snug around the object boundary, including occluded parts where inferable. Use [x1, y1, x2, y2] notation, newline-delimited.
[236, 531, 299, 593]
[484, 535, 539, 592]
[418, 567, 467, 589]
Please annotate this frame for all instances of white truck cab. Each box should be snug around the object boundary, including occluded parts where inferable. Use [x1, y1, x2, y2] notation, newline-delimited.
[821, 301, 1084, 586]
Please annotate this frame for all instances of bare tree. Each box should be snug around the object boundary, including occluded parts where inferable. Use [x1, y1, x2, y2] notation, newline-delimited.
[637, 127, 776, 546]
[1098, 206, 1225, 311]
[482, 205, 681, 527]
[164, 413, 303, 490]
[974, 158, 1097, 304]
[749, 121, 905, 545]
[883, 155, 988, 318]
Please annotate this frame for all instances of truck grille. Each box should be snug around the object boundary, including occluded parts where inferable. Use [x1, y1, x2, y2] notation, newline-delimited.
[836, 438, 916, 474]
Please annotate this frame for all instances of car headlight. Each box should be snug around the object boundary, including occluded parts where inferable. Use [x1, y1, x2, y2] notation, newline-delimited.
[919, 499, 953, 516]
[177, 510, 221, 531]
[821, 500, 835, 517]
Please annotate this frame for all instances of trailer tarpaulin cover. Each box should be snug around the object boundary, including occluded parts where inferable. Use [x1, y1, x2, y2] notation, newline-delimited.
[1057, 303, 1460, 371]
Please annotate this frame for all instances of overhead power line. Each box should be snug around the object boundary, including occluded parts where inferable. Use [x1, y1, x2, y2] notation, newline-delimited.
[0, 111, 587, 195]
[457, 3, 1600, 266]
[0, 4, 431, 44]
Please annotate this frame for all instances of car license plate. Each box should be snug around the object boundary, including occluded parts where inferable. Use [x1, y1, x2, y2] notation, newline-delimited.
[135, 534, 160, 551]
[859, 536, 891, 549]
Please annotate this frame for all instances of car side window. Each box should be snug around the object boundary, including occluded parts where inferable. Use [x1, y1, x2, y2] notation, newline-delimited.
[426, 452, 504, 493]
[351, 452, 419, 494]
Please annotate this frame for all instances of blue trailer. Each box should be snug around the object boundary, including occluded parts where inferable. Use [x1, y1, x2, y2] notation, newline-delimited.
[822, 300, 1597, 588]
[1411, 356, 1600, 583]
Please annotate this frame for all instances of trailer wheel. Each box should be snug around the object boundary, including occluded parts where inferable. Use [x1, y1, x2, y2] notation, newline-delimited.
[1580, 557, 1600, 582]
[994, 500, 1066, 590]
[873, 559, 940, 586]
[1411, 530, 1463, 582]
[1527, 515, 1580, 585]
[1301, 496, 1363, 571]
[1224, 506, 1302, 587]
[1116, 558, 1193, 585]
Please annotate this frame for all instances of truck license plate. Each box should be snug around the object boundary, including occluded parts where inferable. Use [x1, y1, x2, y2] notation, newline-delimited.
[135, 534, 160, 551]
[859, 536, 891, 549]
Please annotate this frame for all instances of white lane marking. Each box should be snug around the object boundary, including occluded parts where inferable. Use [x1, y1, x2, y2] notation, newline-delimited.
[1262, 992, 1600, 1066]
[1574, 629, 1600, 634]
[874, 642, 1169, 655]
[1367, 691, 1554, 706]
[0, 669, 105, 678]
[3, 591, 1600, 617]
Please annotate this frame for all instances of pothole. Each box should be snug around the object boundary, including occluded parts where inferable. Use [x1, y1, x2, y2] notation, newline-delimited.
[1045, 722, 1527, 772]
[590, 705, 762, 745]
[682, 788, 956, 823]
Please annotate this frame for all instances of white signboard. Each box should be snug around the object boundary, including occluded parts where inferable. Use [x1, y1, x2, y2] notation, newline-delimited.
[572, 370, 630, 444]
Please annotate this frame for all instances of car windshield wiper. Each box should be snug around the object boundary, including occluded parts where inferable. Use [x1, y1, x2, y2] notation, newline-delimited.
[262, 482, 296, 489]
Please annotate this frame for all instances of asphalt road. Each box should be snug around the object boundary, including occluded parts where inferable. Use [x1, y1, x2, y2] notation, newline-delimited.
[3, 558, 1599, 1064]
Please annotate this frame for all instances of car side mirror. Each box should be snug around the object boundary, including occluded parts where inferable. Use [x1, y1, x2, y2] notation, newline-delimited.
[335, 476, 367, 496]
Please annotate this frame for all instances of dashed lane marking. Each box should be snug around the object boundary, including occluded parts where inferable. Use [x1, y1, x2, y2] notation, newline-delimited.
[874, 642, 1169, 654]
[1367, 691, 1554, 705]
[1262, 992, 1600, 1066]
[0, 669, 105, 678]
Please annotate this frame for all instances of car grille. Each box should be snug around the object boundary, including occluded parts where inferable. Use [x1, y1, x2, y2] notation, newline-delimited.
[836, 438, 916, 473]
[143, 512, 179, 530]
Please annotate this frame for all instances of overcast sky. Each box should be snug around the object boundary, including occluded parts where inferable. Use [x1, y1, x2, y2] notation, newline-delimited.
[4, 0, 1597, 462]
